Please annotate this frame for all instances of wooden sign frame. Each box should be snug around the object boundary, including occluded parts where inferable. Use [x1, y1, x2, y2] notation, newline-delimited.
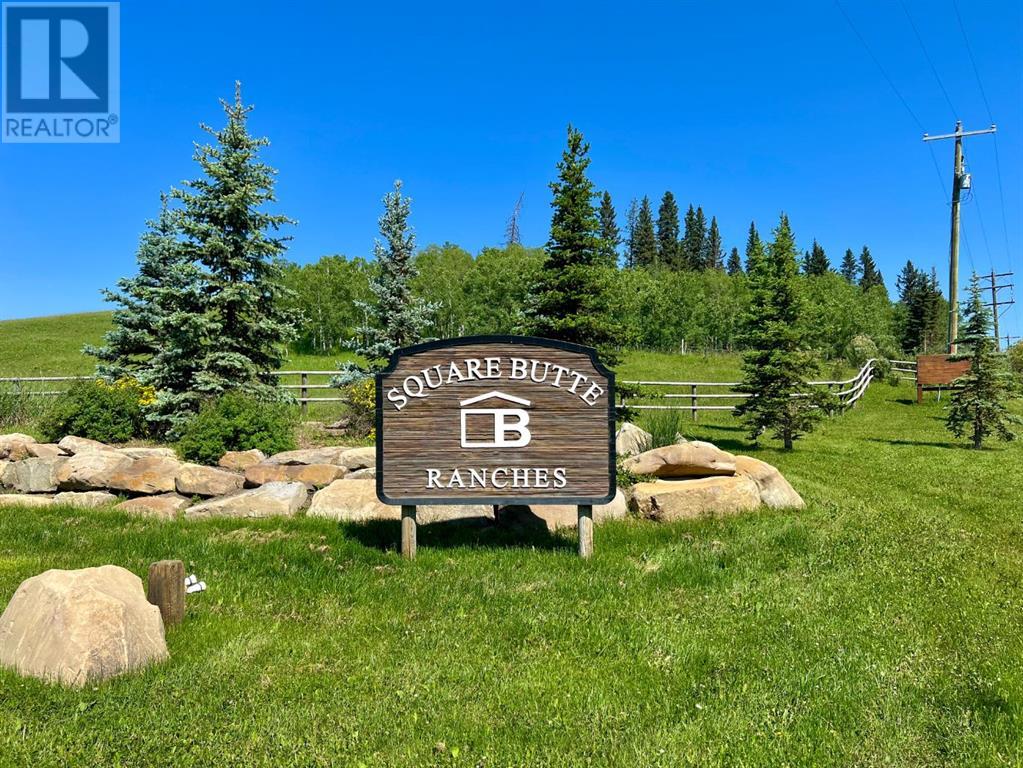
[375, 335, 616, 558]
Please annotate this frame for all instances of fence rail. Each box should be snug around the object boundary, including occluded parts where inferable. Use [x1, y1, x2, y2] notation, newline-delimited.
[619, 359, 877, 419]
[2, 360, 880, 420]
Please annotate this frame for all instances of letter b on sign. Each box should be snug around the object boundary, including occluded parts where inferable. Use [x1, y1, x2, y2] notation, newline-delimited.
[460, 408, 532, 448]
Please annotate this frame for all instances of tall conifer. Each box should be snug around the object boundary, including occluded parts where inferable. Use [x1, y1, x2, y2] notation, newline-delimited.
[656, 191, 680, 268]
[597, 191, 620, 266]
[840, 248, 859, 283]
[705, 216, 723, 270]
[803, 239, 830, 276]
[858, 246, 884, 291]
[633, 196, 658, 268]
[726, 246, 743, 276]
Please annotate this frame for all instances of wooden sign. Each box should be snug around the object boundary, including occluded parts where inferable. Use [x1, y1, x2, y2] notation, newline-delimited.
[376, 336, 616, 508]
[916, 353, 971, 403]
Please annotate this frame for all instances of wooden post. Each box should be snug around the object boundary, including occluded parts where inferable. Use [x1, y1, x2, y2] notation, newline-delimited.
[401, 504, 417, 559]
[691, 384, 698, 422]
[147, 560, 185, 628]
[300, 372, 309, 418]
[577, 504, 593, 559]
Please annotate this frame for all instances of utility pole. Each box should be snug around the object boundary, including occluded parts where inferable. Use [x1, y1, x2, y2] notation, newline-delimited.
[979, 270, 1015, 349]
[922, 121, 997, 353]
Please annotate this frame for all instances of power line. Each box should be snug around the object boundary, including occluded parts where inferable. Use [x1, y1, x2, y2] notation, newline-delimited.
[900, 0, 958, 117]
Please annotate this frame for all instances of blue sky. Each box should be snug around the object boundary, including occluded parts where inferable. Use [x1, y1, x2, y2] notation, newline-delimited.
[1, 1, 1021, 340]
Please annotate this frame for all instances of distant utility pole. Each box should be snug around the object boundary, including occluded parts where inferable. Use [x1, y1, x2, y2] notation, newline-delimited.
[979, 270, 1015, 349]
[922, 120, 997, 353]
[505, 192, 524, 247]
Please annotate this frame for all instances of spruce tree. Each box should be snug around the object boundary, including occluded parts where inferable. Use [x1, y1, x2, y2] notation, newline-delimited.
[681, 205, 707, 270]
[840, 248, 859, 283]
[744, 221, 764, 273]
[597, 191, 620, 266]
[337, 180, 437, 383]
[705, 216, 724, 270]
[172, 82, 299, 404]
[524, 125, 622, 366]
[858, 246, 884, 290]
[656, 191, 680, 268]
[726, 246, 743, 276]
[86, 195, 184, 381]
[633, 196, 658, 268]
[946, 274, 1020, 448]
[735, 214, 829, 449]
[624, 198, 639, 268]
[803, 239, 830, 276]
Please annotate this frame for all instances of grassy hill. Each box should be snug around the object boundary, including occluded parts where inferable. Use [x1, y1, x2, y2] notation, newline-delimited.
[0, 314, 1021, 764]
[0, 312, 113, 376]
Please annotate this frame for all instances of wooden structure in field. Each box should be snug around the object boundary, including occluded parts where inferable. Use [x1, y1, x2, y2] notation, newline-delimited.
[915, 354, 970, 403]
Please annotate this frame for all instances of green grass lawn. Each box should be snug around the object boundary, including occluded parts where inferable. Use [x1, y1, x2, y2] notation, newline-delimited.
[1, 375, 1021, 766]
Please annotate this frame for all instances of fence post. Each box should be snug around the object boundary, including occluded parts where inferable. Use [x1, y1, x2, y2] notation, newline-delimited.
[300, 372, 308, 418]
[691, 384, 698, 422]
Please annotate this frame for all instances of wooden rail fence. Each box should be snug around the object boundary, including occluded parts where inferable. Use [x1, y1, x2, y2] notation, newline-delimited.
[2, 359, 882, 421]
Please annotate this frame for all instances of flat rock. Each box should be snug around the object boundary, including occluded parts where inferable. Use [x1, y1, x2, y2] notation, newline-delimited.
[0, 433, 36, 455]
[735, 456, 805, 509]
[245, 463, 345, 488]
[4, 441, 33, 461]
[117, 493, 192, 520]
[262, 447, 347, 466]
[108, 456, 182, 495]
[184, 482, 308, 520]
[498, 489, 629, 532]
[624, 441, 736, 478]
[218, 449, 266, 471]
[57, 452, 133, 491]
[3, 456, 67, 493]
[0, 494, 55, 508]
[0, 565, 168, 687]
[615, 423, 652, 457]
[25, 443, 63, 459]
[631, 475, 761, 521]
[116, 446, 178, 460]
[57, 436, 116, 455]
[308, 478, 397, 522]
[53, 491, 119, 509]
[175, 464, 244, 497]
[344, 466, 376, 480]
[338, 446, 375, 471]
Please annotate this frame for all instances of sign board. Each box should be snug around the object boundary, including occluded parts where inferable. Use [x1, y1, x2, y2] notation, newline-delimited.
[916, 353, 970, 402]
[376, 336, 616, 506]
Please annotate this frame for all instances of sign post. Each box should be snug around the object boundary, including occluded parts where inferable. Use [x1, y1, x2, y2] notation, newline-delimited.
[376, 336, 616, 558]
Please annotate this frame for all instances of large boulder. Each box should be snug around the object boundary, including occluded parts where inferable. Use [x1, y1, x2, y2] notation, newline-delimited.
[262, 447, 348, 466]
[630, 475, 761, 521]
[338, 446, 375, 471]
[175, 464, 245, 497]
[117, 493, 192, 520]
[735, 456, 805, 510]
[53, 491, 119, 509]
[57, 436, 116, 455]
[498, 489, 629, 532]
[0, 433, 36, 459]
[4, 441, 33, 461]
[0, 565, 168, 687]
[25, 443, 63, 459]
[56, 452, 132, 491]
[218, 449, 266, 472]
[116, 447, 178, 460]
[244, 463, 345, 489]
[307, 479, 396, 522]
[615, 423, 652, 457]
[344, 466, 376, 480]
[107, 456, 182, 495]
[2, 456, 67, 493]
[184, 482, 308, 520]
[0, 494, 54, 509]
[624, 441, 736, 478]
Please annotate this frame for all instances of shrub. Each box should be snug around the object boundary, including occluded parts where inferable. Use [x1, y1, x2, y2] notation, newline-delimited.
[1009, 342, 1023, 382]
[39, 379, 147, 443]
[340, 378, 376, 438]
[643, 408, 687, 449]
[177, 392, 296, 465]
[0, 390, 34, 430]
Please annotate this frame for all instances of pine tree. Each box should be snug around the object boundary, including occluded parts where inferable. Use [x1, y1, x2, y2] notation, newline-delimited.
[172, 82, 300, 406]
[524, 125, 622, 366]
[858, 246, 884, 290]
[946, 274, 1021, 448]
[337, 180, 437, 384]
[726, 246, 743, 276]
[681, 204, 707, 270]
[656, 191, 680, 268]
[840, 248, 859, 283]
[632, 196, 657, 268]
[86, 195, 184, 381]
[735, 214, 830, 449]
[744, 221, 764, 274]
[597, 191, 620, 266]
[803, 239, 830, 276]
[705, 216, 724, 270]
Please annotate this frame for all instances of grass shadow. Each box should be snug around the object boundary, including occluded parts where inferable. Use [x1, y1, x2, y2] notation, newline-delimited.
[866, 437, 961, 449]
